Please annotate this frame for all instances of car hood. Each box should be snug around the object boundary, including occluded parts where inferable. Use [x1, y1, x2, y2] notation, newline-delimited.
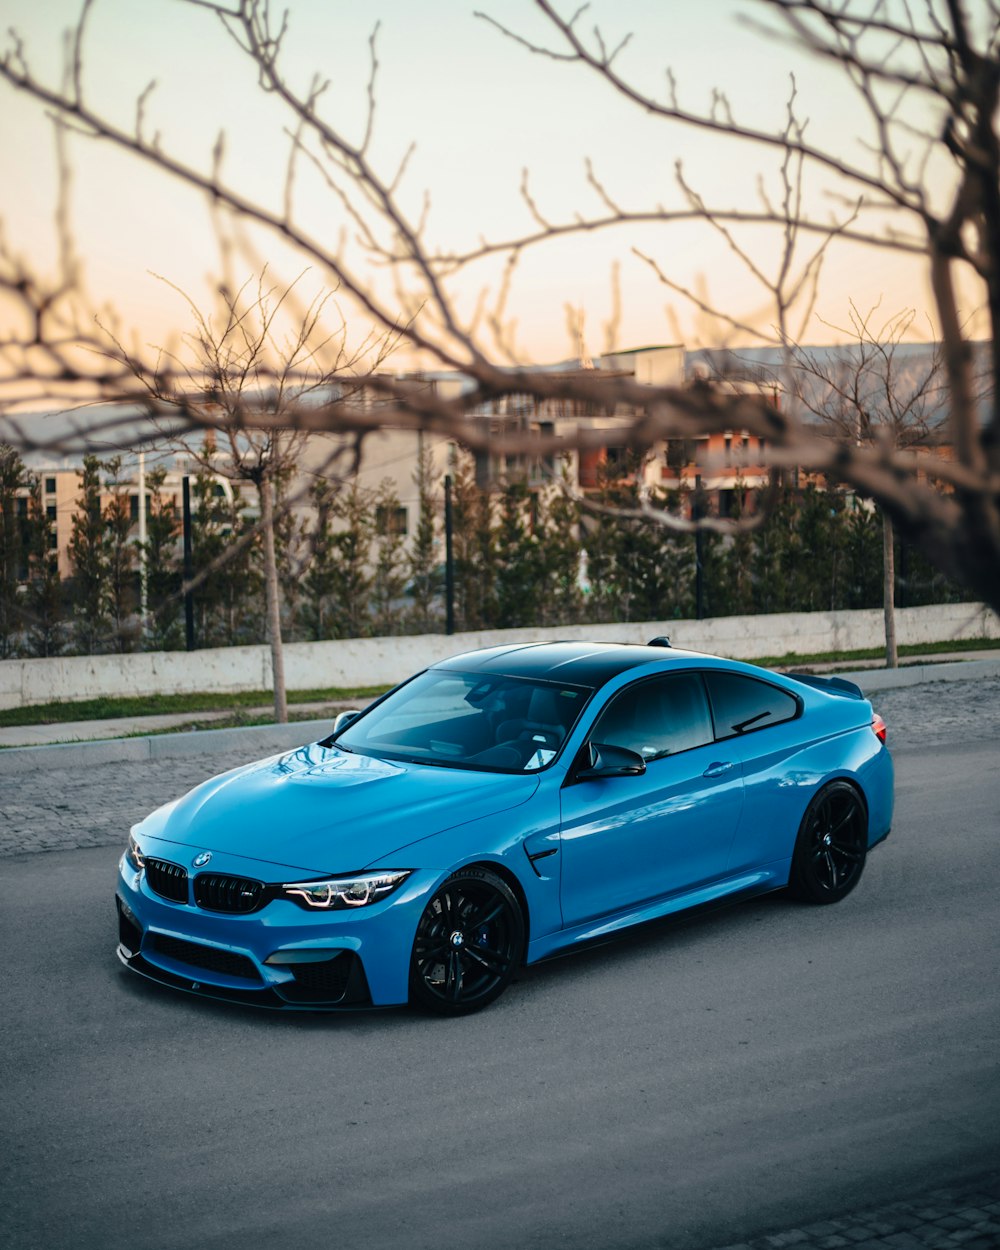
[141, 741, 539, 874]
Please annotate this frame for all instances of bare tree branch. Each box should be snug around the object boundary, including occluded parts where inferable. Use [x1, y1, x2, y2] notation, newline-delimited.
[0, 0, 997, 617]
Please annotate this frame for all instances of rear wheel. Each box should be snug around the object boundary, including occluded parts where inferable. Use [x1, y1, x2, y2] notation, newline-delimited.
[788, 781, 867, 904]
[409, 868, 524, 1015]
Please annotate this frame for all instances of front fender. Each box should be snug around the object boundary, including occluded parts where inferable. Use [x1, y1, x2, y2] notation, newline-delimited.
[367, 777, 565, 952]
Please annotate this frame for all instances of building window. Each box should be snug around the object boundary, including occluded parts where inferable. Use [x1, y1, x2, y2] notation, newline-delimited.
[664, 439, 695, 471]
[535, 421, 556, 482]
[130, 496, 155, 524]
[46, 505, 57, 522]
[376, 504, 408, 536]
[45, 477, 56, 494]
[49, 530, 58, 550]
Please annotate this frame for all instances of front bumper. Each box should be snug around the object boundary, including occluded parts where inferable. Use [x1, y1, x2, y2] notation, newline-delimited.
[115, 844, 436, 1010]
[116, 933, 373, 1011]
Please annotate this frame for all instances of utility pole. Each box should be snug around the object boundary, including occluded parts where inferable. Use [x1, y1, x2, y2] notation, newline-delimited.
[137, 451, 148, 631]
[182, 475, 195, 651]
[444, 473, 455, 635]
[694, 474, 705, 620]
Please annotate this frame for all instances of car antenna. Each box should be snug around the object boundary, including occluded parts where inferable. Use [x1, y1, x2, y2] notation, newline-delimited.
[647, 635, 672, 648]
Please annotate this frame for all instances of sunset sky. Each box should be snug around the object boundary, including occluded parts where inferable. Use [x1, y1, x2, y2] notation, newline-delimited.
[0, 0, 970, 373]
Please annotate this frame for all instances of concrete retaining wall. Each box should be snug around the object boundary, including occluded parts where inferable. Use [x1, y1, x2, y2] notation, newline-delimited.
[1, 601, 997, 710]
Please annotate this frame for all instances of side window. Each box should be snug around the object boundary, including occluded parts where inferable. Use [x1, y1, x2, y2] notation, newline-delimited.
[590, 673, 714, 761]
[704, 672, 799, 739]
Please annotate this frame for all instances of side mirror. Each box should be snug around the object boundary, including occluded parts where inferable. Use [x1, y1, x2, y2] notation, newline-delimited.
[575, 741, 646, 781]
[332, 710, 361, 735]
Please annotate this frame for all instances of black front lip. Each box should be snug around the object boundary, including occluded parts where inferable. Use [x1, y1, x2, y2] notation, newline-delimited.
[116, 947, 381, 1013]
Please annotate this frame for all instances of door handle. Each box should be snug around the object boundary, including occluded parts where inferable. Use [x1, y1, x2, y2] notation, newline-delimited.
[703, 761, 735, 778]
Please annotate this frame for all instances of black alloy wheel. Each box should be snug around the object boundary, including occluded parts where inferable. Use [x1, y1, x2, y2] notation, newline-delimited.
[409, 868, 524, 1015]
[788, 780, 868, 904]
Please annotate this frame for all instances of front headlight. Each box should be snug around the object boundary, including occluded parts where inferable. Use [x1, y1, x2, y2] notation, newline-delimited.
[125, 832, 145, 871]
[281, 870, 411, 910]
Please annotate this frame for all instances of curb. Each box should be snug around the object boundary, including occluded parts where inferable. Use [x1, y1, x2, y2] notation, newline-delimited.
[2, 657, 999, 774]
[838, 656, 1000, 691]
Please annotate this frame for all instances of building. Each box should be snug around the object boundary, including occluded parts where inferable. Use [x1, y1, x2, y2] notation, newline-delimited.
[7, 339, 957, 577]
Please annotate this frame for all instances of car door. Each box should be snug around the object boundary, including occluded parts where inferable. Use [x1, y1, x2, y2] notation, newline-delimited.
[559, 672, 745, 927]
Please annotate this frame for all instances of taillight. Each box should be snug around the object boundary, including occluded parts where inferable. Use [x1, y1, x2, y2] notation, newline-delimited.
[871, 713, 887, 744]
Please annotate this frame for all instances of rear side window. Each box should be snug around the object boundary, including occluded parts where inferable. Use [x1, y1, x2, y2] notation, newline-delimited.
[704, 672, 799, 739]
[590, 673, 714, 761]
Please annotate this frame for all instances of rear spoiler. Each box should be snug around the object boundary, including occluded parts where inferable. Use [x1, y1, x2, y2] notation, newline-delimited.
[784, 672, 864, 700]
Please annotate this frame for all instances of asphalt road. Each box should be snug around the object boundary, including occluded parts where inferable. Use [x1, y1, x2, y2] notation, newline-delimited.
[2, 720, 998, 1248]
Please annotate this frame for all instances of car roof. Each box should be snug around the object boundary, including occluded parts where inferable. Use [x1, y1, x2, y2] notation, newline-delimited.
[432, 641, 708, 688]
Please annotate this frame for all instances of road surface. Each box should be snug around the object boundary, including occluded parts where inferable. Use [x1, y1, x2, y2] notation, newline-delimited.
[1, 681, 997, 1249]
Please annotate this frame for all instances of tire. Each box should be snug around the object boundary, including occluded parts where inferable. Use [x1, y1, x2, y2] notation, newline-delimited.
[409, 868, 525, 1016]
[787, 780, 868, 904]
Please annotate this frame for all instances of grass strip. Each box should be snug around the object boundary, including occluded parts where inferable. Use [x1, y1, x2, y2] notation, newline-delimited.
[0, 685, 388, 728]
[756, 636, 1000, 667]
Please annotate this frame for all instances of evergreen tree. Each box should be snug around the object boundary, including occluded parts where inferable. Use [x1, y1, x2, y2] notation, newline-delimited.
[140, 468, 182, 650]
[23, 472, 65, 657]
[585, 453, 691, 624]
[371, 479, 408, 635]
[796, 484, 847, 612]
[896, 534, 962, 608]
[68, 454, 110, 653]
[841, 501, 882, 609]
[720, 476, 755, 618]
[494, 480, 548, 627]
[0, 445, 28, 657]
[451, 453, 495, 630]
[407, 441, 441, 632]
[300, 478, 340, 641]
[580, 509, 620, 624]
[747, 482, 795, 615]
[191, 468, 261, 646]
[536, 481, 584, 626]
[328, 480, 373, 638]
[657, 479, 696, 621]
[697, 527, 729, 620]
[101, 456, 138, 651]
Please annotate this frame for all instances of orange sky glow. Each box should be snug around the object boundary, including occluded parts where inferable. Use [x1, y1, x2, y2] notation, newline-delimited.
[0, 0, 984, 384]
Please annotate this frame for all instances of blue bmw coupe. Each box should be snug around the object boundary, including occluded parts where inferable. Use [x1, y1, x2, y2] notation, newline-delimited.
[116, 641, 893, 1014]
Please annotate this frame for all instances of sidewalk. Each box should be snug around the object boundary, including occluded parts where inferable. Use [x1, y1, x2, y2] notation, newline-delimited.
[709, 1170, 1000, 1250]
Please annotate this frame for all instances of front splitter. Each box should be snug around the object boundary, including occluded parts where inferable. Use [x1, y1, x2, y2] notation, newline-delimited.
[116, 946, 387, 1013]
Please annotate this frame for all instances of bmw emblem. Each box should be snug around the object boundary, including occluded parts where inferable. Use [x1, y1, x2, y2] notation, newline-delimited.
[192, 851, 212, 868]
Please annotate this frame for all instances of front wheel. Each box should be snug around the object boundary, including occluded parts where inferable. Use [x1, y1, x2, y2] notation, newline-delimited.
[409, 868, 524, 1016]
[788, 781, 868, 904]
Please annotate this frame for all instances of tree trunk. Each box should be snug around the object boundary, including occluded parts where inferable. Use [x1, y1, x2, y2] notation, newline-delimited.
[882, 509, 898, 670]
[259, 477, 288, 723]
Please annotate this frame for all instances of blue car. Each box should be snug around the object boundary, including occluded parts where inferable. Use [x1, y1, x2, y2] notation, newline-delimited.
[116, 641, 893, 1015]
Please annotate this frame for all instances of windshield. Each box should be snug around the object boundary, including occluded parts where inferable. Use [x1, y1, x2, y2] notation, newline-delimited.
[335, 669, 593, 773]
